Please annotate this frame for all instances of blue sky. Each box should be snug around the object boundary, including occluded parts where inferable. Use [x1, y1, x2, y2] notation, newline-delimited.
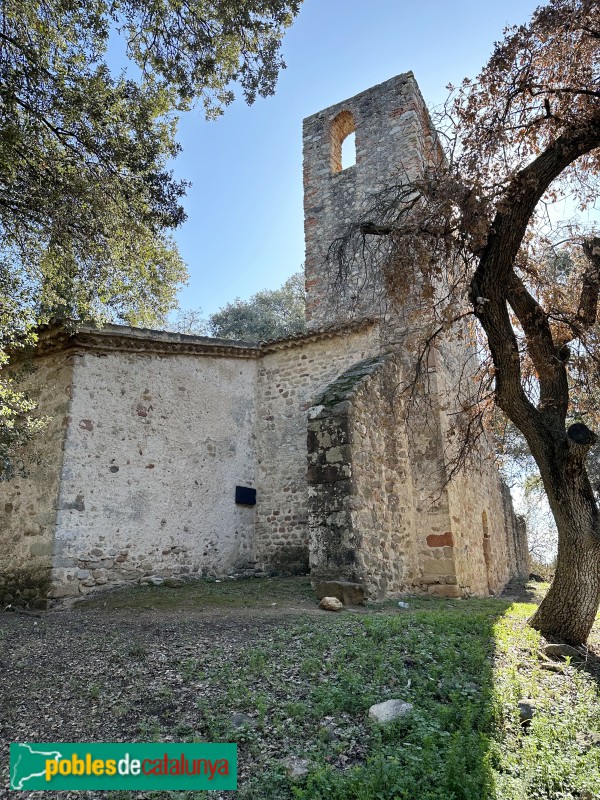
[167, 0, 543, 318]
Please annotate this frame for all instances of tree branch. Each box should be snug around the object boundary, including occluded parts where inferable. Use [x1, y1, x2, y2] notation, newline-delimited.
[507, 271, 569, 419]
[469, 110, 600, 437]
[578, 236, 600, 327]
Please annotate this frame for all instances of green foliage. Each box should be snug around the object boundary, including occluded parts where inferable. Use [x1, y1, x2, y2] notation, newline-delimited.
[491, 605, 600, 798]
[0, 0, 302, 326]
[0, 0, 302, 476]
[170, 271, 307, 341]
[208, 271, 307, 342]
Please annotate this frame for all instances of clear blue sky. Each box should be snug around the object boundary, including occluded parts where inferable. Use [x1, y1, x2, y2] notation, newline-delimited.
[169, 0, 542, 318]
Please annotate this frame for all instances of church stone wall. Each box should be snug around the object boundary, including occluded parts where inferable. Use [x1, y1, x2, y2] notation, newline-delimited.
[308, 355, 419, 598]
[0, 73, 527, 606]
[254, 324, 380, 573]
[416, 352, 529, 597]
[444, 468, 528, 596]
[307, 342, 528, 600]
[303, 72, 438, 331]
[51, 346, 257, 596]
[0, 350, 73, 607]
[445, 470, 512, 596]
[349, 356, 419, 597]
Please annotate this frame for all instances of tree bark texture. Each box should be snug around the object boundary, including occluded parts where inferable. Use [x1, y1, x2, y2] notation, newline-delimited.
[530, 530, 600, 645]
[469, 112, 600, 645]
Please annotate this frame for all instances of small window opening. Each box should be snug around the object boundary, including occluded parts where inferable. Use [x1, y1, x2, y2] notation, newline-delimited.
[330, 110, 356, 173]
[482, 510, 489, 539]
[482, 510, 492, 593]
[341, 131, 356, 170]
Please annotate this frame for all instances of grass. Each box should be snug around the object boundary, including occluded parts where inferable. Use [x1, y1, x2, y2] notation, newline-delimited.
[490, 604, 600, 799]
[81, 575, 315, 611]
[6, 576, 600, 799]
[99, 580, 600, 798]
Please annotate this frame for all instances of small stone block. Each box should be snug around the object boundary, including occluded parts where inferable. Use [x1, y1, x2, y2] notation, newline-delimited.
[423, 559, 456, 576]
[427, 584, 462, 598]
[319, 596, 344, 611]
[426, 531, 454, 547]
[543, 643, 584, 661]
[368, 699, 413, 723]
[282, 756, 311, 779]
[518, 698, 536, 725]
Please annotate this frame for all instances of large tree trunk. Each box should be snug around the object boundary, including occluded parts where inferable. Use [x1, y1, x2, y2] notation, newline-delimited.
[530, 521, 600, 646]
[464, 113, 600, 645]
[527, 431, 600, 645]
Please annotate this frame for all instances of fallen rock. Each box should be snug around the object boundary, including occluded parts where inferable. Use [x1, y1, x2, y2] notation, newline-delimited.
[368, 699, 413, 723]
[319, 596, 343, 612]
[315, 580, 365, 606]
[543, 643, 585, 661]
[282, 756, 310, 779]
[518, 698, 537, 726]
[230, 712, 256, 730]
[141, 576, 164, 586]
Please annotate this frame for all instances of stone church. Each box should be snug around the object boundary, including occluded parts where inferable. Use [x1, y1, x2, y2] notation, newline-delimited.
[0, 73, 528, 608]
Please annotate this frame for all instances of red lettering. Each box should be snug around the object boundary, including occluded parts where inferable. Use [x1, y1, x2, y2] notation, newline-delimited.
[217, 759, 229, 776]
[207, 759, 218, 781]
[142, 758, 163, 775]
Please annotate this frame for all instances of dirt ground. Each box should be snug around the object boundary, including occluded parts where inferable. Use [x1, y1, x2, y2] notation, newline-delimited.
[0, 577, 343, 798]
[3, 575, 589, 800]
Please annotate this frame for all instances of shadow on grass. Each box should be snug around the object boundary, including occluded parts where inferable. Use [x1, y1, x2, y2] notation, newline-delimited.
[577, 649, 600, 683]
[6, 576, 600, 799]
[500, 578, 549, 604]
[237, 597, 514, 800]
[571, 626, 600, 691]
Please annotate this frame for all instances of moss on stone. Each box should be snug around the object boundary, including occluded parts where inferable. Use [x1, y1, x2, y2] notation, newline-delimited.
[0, 568, 51, 609]
[315, 355, 389, 408]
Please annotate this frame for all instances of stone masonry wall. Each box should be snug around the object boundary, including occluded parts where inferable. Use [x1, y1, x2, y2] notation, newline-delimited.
[0, 350, 73, 607]
[445, 468, 516, 596]
[308, 355, 419, 598]
[422, 353, 525, 597]
[414, 457, 528, 598]
[254, 324, 381, 573]
[501, 483, 530, 580]
[396, 358, 459, 598]
[303, 72, 439, 331]
[51, 346, 257, 597]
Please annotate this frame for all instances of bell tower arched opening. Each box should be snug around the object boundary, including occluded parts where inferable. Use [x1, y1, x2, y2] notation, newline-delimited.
[330, 110, 356, 173]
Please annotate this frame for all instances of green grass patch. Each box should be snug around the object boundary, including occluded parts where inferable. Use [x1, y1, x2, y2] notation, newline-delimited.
[80, 575, 315, 611]
[51, 579, 600, 798]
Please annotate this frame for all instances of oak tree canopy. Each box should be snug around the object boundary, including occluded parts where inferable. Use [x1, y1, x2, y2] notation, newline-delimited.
[0, 0, 302, 477]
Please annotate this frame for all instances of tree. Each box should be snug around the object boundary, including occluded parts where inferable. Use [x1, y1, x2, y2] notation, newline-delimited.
[333, 0, 600, 644]
[172, 271, 306, 342]
[209, 271, 306, 341]
[0, 0, 302, 477]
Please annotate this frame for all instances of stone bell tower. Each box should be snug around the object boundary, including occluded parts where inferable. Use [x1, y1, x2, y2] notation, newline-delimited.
[302, 72, 438, 331]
